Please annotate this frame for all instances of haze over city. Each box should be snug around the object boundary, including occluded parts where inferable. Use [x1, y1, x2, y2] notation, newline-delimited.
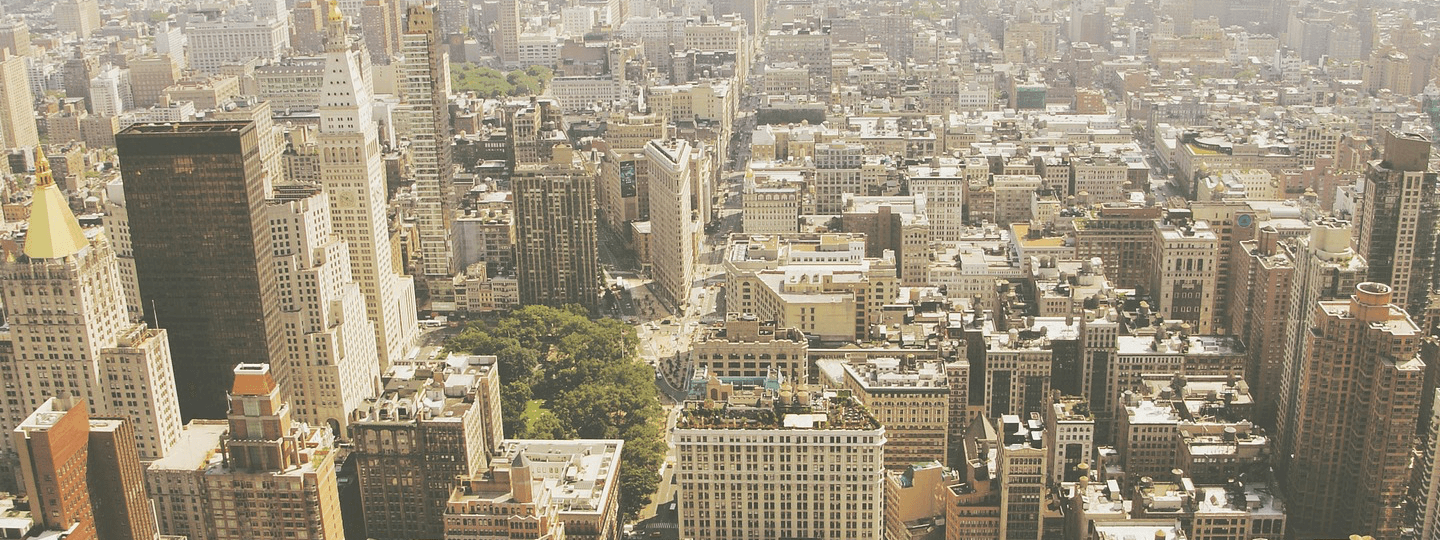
[0, 0, 1435, 539]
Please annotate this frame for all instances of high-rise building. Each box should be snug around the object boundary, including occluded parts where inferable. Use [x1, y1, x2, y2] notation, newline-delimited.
[54, 0, 100, 38]
[13, 398, 96, 539]
[360, 0, 398, 64]
[883, 461, 957, 540]
[403, 3, 457, 291]
[184, 18, 291, 74]
[318, 0, 418, 369]
[253, 0, 288, 28]
[512, 144, 601, 309]
[0, 51, 38, 150]
[203, 364, 345, 540]
[86, 417, 158, 540]
[1277, 218, 1367, 456]
[1074, 203, 1163, 289]
[994, 414, 1046, 540]
[0, 149, 182, 469]
[264, 183, 381, 433]
[101, 176, 143, 322]
[291, 0, 327, 54]
[673, 388, 885, 540]
[1279, 282, 1423, 540]
[496, 0, 520, 68]
[0, 20, 30, 57]
[508, 97, 567, 164]
[1150, 212, 1219, 333]
[691, 317, 808, 383]
[840, 358, 950, 468]
[154, 22, 186, 69]
[445, 452, 568, 540]
[351, 353, 505, 539]
[145, 420, 229, 540]
[87, 65, 125, 117]
[645, 138, 695, 309]
[207, 100, 285, 206]
[1229, 225, 1293, 422]
[1358, 130, 1440, 318]
[117, 121, 285, 420]
[10, 398, 159, 540]
[1417, 388, 1440, 540]
[63, 50, 97, 113]
[438, 0, 466, 36]
[127, 56, 180, 109]
[1041, 392, 1093, 484]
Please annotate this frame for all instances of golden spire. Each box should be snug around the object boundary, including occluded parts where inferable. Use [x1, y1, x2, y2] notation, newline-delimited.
[34, 145, 53, 188]
[327, 0, 343, 22]
[23, 146, 87, 260]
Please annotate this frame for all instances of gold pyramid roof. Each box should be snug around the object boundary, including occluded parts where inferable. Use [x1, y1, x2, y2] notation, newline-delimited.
[23, 147, 87, 260]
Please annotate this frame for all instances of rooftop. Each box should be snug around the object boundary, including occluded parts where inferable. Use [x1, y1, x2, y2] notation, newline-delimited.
[147, 420, 229, 472]
[492, 439, 622, 514]
[677, 390, 880, 431]
[119, 120, 254, 134]
[1116, 335, 1244, 356]
[843, 358, 948, 391]
[353, 353, 496, 424]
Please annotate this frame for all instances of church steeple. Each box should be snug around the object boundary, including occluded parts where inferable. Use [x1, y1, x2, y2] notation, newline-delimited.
[22, 147, 87, 260]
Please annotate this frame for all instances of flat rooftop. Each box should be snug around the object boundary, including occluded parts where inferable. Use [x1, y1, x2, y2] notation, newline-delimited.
[148, 420, 229, 472]
[494, 439, 623, 513]
[119, 121, 254, 134]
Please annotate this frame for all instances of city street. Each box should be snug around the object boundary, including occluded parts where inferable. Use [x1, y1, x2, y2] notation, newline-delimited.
[620, 122, 749, 539]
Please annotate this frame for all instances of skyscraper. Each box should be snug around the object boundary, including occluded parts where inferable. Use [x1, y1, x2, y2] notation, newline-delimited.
[674, 389, 885, 540]
[645, 138, 695, 309]
[0, 20, 31, 57]
[203, 364, 345, 540]
[1229, 225, 1294, 423]
[264, 183, 381, 434]
[117, 122, 285, 420]
[0, 148, 182, 470]
[438, 0, 467, 36]
[496, 0, 520, 68]
[11, 399, 158, 540]
[87, 417, 159, 540]
[352, 353, 504, 539]
[13, 398, 96, 539]
[1277, 218, 1367, 444]
[319, 1, 418, 369]
[291, 0, 327, 54]
[1417, 388, 1440, 540]
[1279, 282, 1423, 540]
[54, 0, 100, 38]
[512, 144, 601, 309]
[0, 51, 36, 150]
[1358, 130, 1440, 317]
[144, 420, 229, 540]
[402, 3, 457, 296]
[360, 0, 398, 64]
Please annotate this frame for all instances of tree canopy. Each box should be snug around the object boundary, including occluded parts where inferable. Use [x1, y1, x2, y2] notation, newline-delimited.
[450, 63, 554, 98]
[446, 305, 662, 521]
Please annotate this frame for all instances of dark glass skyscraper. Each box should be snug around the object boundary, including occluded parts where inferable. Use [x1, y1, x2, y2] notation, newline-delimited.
[116, 121, 283, 420]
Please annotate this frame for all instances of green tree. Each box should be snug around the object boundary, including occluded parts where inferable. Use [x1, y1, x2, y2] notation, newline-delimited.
[525, 410, 568, 439]
[445, 305, 662, 522]
[499, 380, 532, 437]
